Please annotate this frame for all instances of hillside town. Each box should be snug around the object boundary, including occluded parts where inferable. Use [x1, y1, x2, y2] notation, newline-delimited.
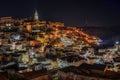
[0, 11, 120, 80]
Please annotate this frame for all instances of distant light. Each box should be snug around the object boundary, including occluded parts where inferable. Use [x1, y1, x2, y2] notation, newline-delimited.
[99, 39, 103, 42]
[31, 52, 35, 55]
[13, 35, 20, 40]
[115, 41, 119, 45]
[6, 23, 11, 27]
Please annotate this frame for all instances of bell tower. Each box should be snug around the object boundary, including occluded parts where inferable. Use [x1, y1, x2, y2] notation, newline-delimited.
[34, 10, 39, 21]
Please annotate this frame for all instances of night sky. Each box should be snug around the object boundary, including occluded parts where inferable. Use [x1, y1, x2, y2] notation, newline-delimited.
[0, 0, 120, 27]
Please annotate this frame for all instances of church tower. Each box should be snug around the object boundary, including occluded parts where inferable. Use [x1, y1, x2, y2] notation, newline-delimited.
[34, 10, 39, 21]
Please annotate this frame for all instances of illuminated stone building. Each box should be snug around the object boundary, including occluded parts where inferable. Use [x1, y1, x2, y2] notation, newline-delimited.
[57, 63, 119, 80]
[20, 69, 52, 80]
[0, 17, 14, 23]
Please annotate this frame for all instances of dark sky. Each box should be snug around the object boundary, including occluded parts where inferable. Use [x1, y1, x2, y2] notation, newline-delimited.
[0, 0, 120, 27]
